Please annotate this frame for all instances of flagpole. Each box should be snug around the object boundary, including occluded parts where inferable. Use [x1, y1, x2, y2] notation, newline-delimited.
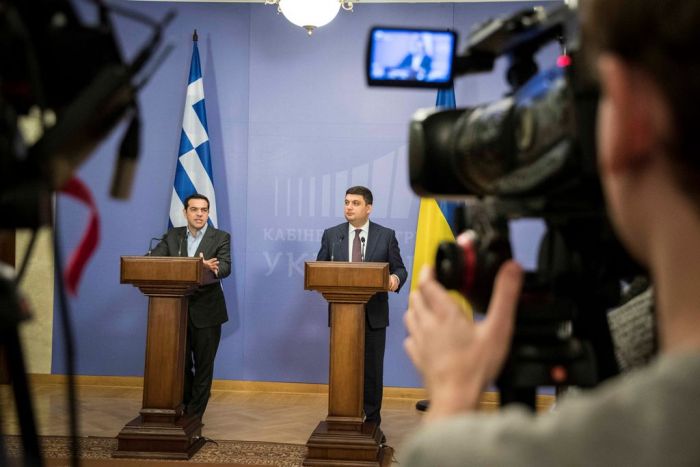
[414, 86, 459, 413]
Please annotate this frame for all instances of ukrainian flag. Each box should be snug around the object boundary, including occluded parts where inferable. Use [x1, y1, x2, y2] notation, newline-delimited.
[410, 87, 472, 318]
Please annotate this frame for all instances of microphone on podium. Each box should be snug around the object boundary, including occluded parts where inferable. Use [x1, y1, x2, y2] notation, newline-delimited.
[147, 235, 165, 256]
[177, 231, 186, 256]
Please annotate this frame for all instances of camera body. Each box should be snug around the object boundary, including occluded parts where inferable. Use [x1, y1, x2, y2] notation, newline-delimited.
[0, 0, 173, 228]
[408, 5, 599, 205]
[367, 4, 642, 400]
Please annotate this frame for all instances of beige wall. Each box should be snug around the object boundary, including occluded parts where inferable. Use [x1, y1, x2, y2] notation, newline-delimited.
[16, 227, 54, 374]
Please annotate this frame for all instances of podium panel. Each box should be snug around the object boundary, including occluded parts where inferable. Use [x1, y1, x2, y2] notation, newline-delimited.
[113, 256, 215, 460]
[303, 261, 392, 466]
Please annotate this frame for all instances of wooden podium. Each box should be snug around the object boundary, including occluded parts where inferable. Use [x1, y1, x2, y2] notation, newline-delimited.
[303, 261, 392, 467]
[113, 256, 217, 460]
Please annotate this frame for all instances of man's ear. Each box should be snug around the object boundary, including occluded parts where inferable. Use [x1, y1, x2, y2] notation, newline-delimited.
[598, 55, 659, 172]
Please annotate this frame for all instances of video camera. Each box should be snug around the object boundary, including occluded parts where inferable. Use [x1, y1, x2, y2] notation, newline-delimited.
[0, 0, 174, 228]
[368, 3, 642, 407]
[1, 1, 173, 464]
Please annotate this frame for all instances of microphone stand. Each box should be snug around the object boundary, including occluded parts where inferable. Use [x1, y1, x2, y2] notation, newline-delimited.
[147, 236, 163, 256]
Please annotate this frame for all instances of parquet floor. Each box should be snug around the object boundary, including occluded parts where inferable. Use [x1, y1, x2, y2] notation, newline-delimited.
[0, 379, 426, 461]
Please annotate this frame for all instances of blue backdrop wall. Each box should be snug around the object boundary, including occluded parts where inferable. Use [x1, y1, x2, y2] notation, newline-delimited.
[52, 1, 558, 388]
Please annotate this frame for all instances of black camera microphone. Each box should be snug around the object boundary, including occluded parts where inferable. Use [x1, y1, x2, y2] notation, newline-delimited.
[361, 236, 366, 262]
[330, 234, 345, 261]
[147, 235, 165, 256]
[110, 111, 140, 200]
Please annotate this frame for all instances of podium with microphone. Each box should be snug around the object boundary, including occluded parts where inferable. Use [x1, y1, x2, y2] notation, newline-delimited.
[302, 260, 393, 467]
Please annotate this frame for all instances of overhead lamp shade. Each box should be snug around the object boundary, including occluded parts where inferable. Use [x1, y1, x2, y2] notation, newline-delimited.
[279, 0, 340, 30]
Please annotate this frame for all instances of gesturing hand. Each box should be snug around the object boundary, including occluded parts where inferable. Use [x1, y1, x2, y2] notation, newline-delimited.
[200, 252, 220, 276]
[403, 261, 523, 421]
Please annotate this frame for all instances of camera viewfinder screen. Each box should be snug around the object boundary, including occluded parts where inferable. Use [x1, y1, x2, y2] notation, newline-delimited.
[367, 27, 456, 88]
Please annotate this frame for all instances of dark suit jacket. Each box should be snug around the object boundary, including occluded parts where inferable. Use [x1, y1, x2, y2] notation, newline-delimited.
[317, 221, 407, 329]
[151, 226, 231, 328]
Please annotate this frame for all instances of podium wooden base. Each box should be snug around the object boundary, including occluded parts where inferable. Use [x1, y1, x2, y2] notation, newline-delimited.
[113, 414, 205, 460]
[303, 421, 392, 467]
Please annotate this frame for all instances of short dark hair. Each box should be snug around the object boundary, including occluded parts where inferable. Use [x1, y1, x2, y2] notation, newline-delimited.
[346, 186, 373, 205]
[184, 193, 210, 210]
[583, 0, 700, 212]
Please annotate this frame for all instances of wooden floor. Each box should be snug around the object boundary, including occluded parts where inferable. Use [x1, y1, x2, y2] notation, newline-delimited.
[2, 376, 553, 464]
[0, 377, 428, 462]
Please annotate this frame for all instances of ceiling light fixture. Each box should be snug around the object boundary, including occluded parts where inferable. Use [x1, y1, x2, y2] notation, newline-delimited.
[265, 0, 354, 35]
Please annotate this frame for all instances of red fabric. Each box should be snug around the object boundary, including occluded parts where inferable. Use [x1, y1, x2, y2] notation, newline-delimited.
[59, 177, 100, 296]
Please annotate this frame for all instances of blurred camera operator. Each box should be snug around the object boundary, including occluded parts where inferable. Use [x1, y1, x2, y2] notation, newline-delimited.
[401, 0, 700, 465]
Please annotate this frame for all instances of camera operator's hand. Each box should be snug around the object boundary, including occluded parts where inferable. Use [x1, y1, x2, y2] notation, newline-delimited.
[404, 261, 523, 422]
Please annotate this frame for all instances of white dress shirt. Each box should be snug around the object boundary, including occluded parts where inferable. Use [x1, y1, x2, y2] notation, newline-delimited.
[348, 221, 369, 262]
[187, 223, 208, 257]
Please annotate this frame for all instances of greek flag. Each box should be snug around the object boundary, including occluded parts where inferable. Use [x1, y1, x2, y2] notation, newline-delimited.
[169, 31, 218, 228]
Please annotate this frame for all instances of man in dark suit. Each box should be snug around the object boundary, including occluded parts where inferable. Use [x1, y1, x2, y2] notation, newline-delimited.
[151, 193, 231, 420]
[317, 186, 407, 430]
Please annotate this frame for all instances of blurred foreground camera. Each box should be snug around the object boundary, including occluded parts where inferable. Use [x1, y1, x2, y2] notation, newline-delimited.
[0, 0, 174, 228]
[368, 4, 642, 407]
[1, 1, 173, 464]
[408, 6, 598, 204]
